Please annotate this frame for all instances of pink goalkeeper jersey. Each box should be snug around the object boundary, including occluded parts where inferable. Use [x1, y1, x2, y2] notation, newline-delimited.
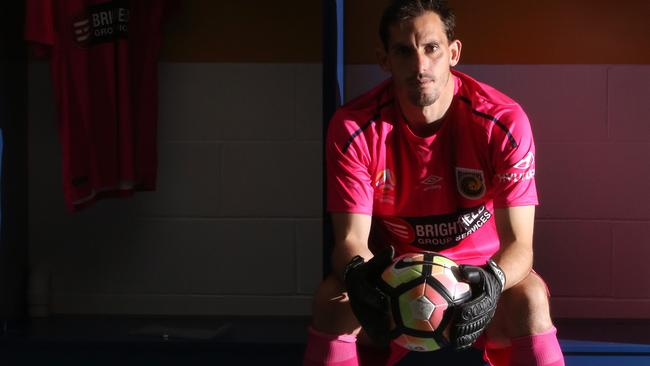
[326, 70, 538, 265]
[25, 0, 166, 211]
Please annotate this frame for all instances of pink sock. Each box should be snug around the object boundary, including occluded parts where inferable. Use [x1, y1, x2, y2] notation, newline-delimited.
[510, 327, 565, 366]
[304, 327, 359, 366]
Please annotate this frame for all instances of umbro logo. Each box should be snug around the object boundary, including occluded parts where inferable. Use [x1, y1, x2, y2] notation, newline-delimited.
[420, 175, 442, 191]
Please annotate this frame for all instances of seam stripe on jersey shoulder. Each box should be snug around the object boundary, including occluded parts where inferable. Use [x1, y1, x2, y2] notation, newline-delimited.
[342, 98, 394, 153]
[458, 95, 518, 149]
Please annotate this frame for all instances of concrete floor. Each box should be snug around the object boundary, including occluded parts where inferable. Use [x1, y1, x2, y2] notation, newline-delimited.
[2, 316, 649, 365]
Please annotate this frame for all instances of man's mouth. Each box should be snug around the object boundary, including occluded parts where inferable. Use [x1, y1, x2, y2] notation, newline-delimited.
[413, 80, 433, 91]
[409, 77, 434, 87]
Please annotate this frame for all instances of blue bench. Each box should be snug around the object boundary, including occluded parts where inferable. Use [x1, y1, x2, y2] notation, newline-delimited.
[563, 340, 650, 366]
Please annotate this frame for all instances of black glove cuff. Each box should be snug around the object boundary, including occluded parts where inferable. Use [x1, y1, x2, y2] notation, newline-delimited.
[343, 255, 365, 284]
[486, 259, 506, 292]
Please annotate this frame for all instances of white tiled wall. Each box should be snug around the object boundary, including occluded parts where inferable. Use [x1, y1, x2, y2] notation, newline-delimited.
[28, 62, 323, 316]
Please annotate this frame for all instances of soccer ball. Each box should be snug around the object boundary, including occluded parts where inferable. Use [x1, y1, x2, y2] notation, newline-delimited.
[379, 251, 472, 352]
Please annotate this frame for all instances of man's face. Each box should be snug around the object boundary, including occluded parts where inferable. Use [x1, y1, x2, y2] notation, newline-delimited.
[379, 11, 461, 107]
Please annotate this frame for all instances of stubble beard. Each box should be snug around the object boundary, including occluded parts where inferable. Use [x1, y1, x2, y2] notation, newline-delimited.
[408, 89, 437, 107]
[405, 74, 440, 107]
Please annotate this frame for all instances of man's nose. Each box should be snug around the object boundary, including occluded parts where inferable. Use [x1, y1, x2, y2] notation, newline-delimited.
[414, 50, 429, 74]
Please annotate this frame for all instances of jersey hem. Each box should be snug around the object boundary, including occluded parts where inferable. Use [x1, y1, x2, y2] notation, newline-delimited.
[493, 200, 539, 209]
[327, 208, 373, 216]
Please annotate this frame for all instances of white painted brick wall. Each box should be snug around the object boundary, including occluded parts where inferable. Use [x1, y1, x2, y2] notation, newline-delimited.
[28, 62, 323, 316]
[220, 142, 321, 217]
[136, 143, 221, 216]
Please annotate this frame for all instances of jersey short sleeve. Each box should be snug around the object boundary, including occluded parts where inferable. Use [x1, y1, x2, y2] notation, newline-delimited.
[25, 0, 55, 56]
[490, 107, 538, 208]
[326, 111, 374, 215]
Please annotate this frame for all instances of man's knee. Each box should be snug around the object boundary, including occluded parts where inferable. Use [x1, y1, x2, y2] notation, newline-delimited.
[495, 272, 554, 338]
[510, 272, 551, 314]
[311, 274, 361, 336]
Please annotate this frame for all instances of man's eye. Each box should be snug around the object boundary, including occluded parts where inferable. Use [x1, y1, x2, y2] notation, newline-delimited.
[425, 44, 439, 53]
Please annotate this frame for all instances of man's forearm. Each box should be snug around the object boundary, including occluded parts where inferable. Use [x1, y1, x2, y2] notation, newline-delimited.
[330, 213, 374, 282]
[492, 241, 533, 291]
[492, 206, 535, 291]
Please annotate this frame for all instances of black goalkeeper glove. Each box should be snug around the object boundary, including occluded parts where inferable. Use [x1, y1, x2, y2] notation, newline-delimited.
[343, 246, 395, 346]
[452, 259, 506, 350]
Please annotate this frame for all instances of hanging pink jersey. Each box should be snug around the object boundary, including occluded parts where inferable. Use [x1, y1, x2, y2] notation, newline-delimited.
[327, 70, 538, 265]
[25, 0, 166, 211]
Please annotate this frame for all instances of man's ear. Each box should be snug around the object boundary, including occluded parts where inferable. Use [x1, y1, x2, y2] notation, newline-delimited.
[449, 39, 462, 67]
[376, 45, 391, 72]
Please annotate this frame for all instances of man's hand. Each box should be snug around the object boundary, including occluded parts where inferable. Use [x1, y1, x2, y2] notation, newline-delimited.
[343, 246, 395, 345]
[452, 259, 506, 350]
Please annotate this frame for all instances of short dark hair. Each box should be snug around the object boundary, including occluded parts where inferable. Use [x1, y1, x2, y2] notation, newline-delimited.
[379, 0, 456, 50]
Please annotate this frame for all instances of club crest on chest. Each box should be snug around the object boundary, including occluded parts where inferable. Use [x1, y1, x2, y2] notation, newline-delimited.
[455, 167, 486, 200]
